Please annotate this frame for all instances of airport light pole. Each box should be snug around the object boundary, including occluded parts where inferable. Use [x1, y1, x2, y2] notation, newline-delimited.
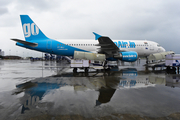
[23, 52, 24, 59]
[9, 50, 11, 56]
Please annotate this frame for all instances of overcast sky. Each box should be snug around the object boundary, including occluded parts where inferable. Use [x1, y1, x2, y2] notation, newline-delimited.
[0, 0, 180, 57]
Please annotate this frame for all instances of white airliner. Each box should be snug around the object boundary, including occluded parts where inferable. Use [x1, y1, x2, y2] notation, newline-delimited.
[11, 15, 165, 62]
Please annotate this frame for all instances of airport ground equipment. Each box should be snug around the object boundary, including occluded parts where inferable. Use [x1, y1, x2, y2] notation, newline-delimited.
[71, 59, 90, 73]
[165, 54, 180, 67]
[74, 51, 106, 61]
[144, 52, 180, 74]
[63, 56, 71, 63]
[71, 51, 107, 73]
[145, 51, 175, 70]
[166, 74, 180, 88]
[148, 51, 174, 63]
[165, 54, 180, 74]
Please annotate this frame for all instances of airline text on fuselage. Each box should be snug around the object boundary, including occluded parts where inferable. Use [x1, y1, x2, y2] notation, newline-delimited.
[114, 41, 136, 48]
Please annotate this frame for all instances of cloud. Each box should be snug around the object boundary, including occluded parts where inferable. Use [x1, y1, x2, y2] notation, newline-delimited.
[13, 0, 61, 13]
[0, 7, 8, 15]
[0, 0, 180, 55]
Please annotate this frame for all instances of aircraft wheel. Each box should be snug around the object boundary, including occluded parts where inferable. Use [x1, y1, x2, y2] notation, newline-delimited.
[85, 68, 89, 73]
[152, 66, 155, 71]
[106, 68, 111, 71]
[73, 68, 77, 73]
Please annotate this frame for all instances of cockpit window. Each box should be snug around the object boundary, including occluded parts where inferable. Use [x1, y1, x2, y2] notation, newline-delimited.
[157, 44, 161, 47]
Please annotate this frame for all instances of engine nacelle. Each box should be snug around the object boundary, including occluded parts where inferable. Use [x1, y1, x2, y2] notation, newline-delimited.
[114, 51, 138, 62]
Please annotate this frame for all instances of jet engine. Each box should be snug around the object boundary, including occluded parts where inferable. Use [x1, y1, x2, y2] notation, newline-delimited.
[114, 51, 138, 62]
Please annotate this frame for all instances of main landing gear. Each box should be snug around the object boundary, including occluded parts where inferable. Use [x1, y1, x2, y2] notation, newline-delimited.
[146, 57, 149, 64]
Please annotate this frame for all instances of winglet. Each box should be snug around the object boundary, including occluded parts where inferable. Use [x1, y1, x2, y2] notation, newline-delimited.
[93, 32, 102, 40]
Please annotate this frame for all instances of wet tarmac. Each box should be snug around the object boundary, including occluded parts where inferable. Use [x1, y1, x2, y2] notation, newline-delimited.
[0, 60, 180, 120]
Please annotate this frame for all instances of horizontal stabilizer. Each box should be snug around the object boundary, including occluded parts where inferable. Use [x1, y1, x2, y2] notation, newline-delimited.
[11, 39, 38, 47]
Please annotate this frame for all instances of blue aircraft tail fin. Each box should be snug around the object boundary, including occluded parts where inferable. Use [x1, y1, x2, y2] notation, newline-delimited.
[93, 32, 102, 40]
[20, 15, 48, 41]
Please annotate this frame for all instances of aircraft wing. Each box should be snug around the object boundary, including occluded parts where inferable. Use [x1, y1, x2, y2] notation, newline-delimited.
[93, 32, 120, 57]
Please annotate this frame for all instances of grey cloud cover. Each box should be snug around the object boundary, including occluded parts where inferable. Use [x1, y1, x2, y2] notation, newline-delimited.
[0, 0, 180, 56]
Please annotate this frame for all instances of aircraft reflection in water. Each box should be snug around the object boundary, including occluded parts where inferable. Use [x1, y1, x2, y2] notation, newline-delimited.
[166, 74, 180, 88]
[14, 68, 180, 114]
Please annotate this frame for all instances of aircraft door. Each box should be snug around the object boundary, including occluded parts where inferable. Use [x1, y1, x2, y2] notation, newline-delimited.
[46, 40, 52, 50]
[150, 43, 154, 51]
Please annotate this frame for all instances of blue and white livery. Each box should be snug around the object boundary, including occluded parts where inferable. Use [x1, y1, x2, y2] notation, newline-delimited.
[11, 15, 166, 62]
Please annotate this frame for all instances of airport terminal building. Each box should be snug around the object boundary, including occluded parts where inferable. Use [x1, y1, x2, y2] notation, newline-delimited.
[0, 49, 4, 56]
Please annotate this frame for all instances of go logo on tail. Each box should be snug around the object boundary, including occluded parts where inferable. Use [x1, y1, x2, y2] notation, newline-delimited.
[23, 23, 39, 37]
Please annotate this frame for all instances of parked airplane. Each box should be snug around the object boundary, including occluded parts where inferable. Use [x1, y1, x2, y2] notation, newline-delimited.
[11, 15, 165, 62]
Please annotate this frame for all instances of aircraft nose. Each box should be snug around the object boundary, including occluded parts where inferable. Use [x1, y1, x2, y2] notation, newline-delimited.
[162, 47, 166, 52]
